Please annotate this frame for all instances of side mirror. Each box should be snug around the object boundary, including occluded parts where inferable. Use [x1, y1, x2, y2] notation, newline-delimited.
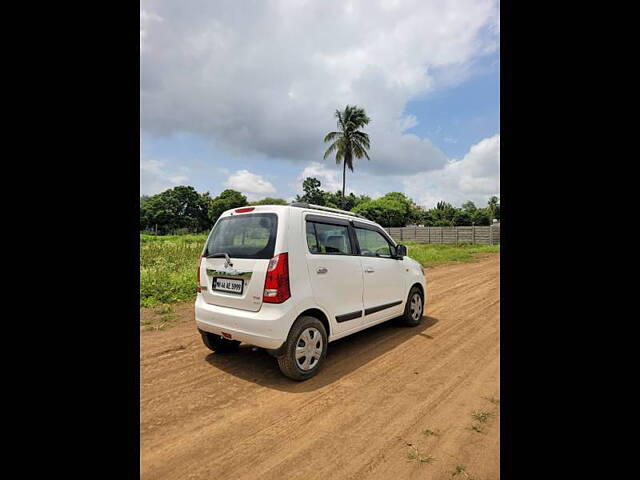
[396, 244, 408, 258]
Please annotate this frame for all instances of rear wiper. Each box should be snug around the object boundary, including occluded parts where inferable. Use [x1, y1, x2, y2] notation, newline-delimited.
[205, 252, 233, 267]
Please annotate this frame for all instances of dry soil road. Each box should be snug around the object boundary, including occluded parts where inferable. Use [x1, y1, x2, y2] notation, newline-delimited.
[140, 254, 500, 480]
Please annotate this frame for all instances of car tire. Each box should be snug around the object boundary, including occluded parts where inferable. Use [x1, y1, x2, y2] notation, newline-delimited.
[397, 286, 424, 327]
[200, 331, 241, 353]
[277, 316, 328, 381]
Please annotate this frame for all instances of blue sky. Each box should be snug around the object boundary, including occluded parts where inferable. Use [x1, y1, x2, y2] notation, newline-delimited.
[405, 55, 499, 159]
[141, 0, 500, 208]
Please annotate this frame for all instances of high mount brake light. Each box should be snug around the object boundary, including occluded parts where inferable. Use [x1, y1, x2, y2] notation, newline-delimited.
[234, 207, 255, 213]
[263, 253, 291, 303]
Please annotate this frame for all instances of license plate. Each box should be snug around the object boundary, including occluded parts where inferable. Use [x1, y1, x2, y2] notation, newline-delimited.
[212, 277, 244, 294]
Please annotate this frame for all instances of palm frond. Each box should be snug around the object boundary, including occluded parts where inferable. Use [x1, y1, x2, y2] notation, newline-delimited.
[323, 140, 340, 159]
[351, 140, 370, 161]
[344, 154, 354, 171]
[352, 131, 370, 148]
[323, 131, 342, 143]
[335, 109, 345, 132]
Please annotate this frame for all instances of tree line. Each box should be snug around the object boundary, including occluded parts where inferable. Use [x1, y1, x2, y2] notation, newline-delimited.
[140, 180, 499, 234]
[294, 177, 499, 227]
[139, 186, 287, 235]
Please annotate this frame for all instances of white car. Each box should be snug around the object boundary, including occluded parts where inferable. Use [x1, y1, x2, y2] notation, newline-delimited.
[195, 203, 426, 380]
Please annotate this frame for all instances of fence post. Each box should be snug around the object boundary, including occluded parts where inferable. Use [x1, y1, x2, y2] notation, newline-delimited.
[400, 228, 403, 241]
[490, 224, 494, 245]
[456, 227, 459, 244]
[428, 227, 431, 243]
[472, 224, 475, 244]
[441, 228, 443, 243]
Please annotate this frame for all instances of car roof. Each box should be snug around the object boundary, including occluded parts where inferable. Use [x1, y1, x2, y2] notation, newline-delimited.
[221, 204, 381, 228]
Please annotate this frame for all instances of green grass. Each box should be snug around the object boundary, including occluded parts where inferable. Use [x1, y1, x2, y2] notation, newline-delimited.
[139, 234, 499, 308]
[406, 446, 434, 464]
[468, 424, 485, 434]
[450, 465, 476, 479]
[404, 242, 499, 268]
[140, 234, 207, 308]
[471, 411, 493, 423]
[140, 312, 178, 331]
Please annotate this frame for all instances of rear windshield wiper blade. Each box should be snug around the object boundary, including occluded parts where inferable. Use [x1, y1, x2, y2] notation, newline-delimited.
[205, 252, 233, 266]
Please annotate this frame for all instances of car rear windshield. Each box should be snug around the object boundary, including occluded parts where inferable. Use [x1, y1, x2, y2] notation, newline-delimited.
[204, 213, 278, 259]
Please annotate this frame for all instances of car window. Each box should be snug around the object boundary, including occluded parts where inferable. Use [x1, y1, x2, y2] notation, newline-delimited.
[306, 221, 320, 253]
[306, 221, 352, 254]
[205, 213, 277, 259]
[355, 228, 393, 257]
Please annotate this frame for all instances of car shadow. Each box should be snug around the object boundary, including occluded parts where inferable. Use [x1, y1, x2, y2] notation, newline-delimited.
[204, 315, 439, 392]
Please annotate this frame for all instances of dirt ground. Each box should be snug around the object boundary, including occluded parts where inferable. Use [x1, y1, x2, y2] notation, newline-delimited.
[140, 254, 500, 480]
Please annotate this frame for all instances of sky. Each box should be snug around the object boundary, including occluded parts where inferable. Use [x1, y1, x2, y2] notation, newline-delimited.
[140, 0, 500, 208]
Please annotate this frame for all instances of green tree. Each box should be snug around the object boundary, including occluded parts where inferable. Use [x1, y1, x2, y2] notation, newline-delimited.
[139, 186, 211, 234]
[295, 177, 326, 205]
[319, 190, 371, 210]
[352, 192, 415, 227]
[461, 201, 477, 213]
[487, 196, 500, 221]
[471, 208, 491, 226]
[208, 189, 248, 225]
[323, 105, 371, 209]
[250, 197, 288, 205]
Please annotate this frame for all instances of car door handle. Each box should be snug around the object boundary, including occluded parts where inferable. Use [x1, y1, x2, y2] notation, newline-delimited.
[316, 267, 328, 274]
[364, 267, 375, 273]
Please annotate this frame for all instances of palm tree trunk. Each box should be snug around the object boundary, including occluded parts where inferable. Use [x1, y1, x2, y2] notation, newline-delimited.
[342, 160, 347, 209]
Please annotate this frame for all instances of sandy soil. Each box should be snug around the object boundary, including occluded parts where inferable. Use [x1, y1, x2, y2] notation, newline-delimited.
[141, 254, 500, 480]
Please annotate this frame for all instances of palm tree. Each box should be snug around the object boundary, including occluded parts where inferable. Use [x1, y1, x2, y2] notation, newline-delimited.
[487, 196, 499, 221]
[323, 105, 371, 209]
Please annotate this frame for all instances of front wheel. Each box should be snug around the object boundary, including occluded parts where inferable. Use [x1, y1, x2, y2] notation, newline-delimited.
[277, 316, 328, 381]
[397, 286, 424, 327]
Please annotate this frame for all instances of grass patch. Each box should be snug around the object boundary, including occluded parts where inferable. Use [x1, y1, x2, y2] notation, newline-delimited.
[450, 465, 476, 479]
[140, 313, 177, 331]
[153, 304, 173, 315]
[140, 234, 207, 308]
[468, 424, 485, 434]
[422, 428, 440, 437]
[471, 411, 493, 423]
[483, 396, 500, 406]
[404, 242, 499, 268]
[406, 445, 434, 464]
[139, 234, 499, 307]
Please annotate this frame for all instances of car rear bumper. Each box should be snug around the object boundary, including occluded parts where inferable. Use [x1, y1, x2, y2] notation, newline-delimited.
[194, 294, 295, 350]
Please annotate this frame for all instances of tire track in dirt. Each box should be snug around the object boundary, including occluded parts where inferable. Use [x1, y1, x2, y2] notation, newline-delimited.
[140, 254, 499, 480]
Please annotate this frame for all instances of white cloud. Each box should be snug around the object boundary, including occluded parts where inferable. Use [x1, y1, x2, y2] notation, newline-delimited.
[140, 9, 163, 52]
[293, 161, 394, 200]
[402, 133, 500, 208]
[297, 162, 342, 193]
[224, 169, 276, 201]
[140, 0, 499, 175]
[140, 158, 190, 195]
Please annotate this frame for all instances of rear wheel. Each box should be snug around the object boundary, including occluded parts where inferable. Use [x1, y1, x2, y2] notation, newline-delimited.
[277, 316, 327, 381]
[397, 286, 424, 327]
[200, 331, 241, 353]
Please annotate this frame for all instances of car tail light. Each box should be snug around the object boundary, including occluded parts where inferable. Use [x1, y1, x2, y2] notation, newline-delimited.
[263, 253, 290, 303]
[235, 207, 255, 213]
[197, 255, 202, 293]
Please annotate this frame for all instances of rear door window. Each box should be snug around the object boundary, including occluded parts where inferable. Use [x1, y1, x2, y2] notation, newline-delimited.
[205, 213, 277, 259]
[306, 221, 352, 255]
